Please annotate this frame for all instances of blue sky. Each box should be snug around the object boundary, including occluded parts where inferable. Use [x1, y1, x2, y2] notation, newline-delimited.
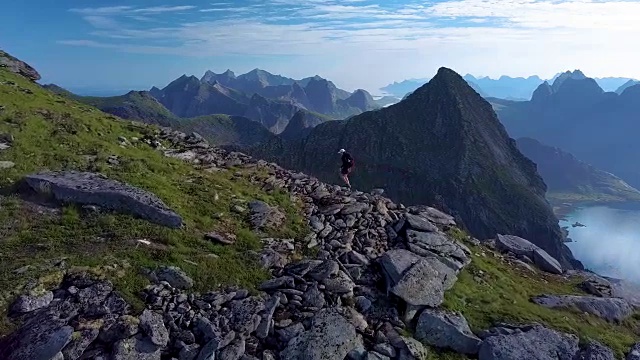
[2, 0, 639, 94]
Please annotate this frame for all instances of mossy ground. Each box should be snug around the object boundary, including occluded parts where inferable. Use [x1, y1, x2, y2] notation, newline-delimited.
[0, 69, 308, 335]
[444, 229, 640, 358]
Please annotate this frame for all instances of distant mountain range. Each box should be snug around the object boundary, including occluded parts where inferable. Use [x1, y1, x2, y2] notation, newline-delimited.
[491, 70, 640, 191]
[44, 69, 400, 142]
[149, 69, 397, 133]
[381, 72, 637, 101]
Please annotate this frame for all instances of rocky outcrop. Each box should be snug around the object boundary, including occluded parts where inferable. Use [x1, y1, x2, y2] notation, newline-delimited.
[24, 171, 183, 228]
[531, 294, 635, 322]
[495, 234, 563, 274]
[0, 50, 41, 81]
[415, 309, 481, 355]
[478, 324, 579, 360]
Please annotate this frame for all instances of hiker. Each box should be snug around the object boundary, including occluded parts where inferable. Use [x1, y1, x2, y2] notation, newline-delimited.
[338, 148, 354, 188]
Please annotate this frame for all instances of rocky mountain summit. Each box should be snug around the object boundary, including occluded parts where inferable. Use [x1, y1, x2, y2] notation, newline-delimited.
[251, 67, 579, 270]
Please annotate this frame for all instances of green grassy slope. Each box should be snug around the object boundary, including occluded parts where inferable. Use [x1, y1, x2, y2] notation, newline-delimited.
[0, 68, 307, 334]
[444, 229, 639, 358]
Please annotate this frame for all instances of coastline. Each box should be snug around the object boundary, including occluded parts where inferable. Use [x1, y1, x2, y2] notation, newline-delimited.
[550, 198, 640, 221]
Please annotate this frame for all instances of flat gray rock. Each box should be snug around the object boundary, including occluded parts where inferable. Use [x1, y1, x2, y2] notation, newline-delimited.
[280, 308, 359, 360]
[405, 230, 470, 269]
[379, 249, 422, 285]
[532, 294, 634, 322]
[248, 200, 285, 230]
[581, 274, 613, 297]
[0, 313, 74, 360]
[404, 214, 438, 232]
[533, 248, 563, 274]
[408, 206, 456, 225]
[496, 234, 563, 274]
[478, 324, 579, 360]
[415, 309, 481, 355]
[495, 234, 538, 257]
[391, 257, 457, 307]
[25, 171, 183, 228]
[152, 266, 194, 289]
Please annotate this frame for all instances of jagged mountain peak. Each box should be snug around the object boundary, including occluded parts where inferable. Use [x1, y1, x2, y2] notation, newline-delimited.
[552, 69, 588, 91]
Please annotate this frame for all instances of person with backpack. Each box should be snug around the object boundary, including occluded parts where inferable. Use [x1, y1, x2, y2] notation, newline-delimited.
[338, 148, 354, 188]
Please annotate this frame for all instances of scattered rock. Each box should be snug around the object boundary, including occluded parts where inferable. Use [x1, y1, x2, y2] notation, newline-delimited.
[495, 234, 563, 274]
[24, 171, 183, 228]
[415, 309, 481, 355]
[280, 308, 359, 360]
[0, 160, 15, 169]
[152, 266, 194, 289]
[581, 274, 613, 297]
[532, 294, 634, 322]
[390, 257, 457, 308]
[139, 309, 170, 347]
[11, 291, 54, 313]
[478, 324, 579, 360]
[205, 232, 236, 245]
[248, 200, 285, 230]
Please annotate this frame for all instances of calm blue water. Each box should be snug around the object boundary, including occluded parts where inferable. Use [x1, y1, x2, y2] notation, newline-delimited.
[561, 204, 640, 282]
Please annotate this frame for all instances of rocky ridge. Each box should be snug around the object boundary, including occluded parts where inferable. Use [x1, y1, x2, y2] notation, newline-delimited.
[2, 126, 638, 360]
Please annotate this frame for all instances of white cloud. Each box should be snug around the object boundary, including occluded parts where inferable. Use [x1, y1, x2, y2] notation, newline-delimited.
[133, 6, 197, 13]
[61, 0, 640, 91]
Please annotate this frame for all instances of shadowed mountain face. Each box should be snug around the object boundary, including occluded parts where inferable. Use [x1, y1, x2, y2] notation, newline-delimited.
[516, 137, 640, 203]
[492, 71, 640, 190]
[251, 67, 580, 269]
[279, 110, 332, 141]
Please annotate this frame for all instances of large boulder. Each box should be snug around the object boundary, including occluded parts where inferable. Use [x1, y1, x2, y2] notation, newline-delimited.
[280, 308, 359, 360]
[496, 234, 563, 274]
[248, 200, 286, 230]
[379, 249, 422, 285]
[25, 171, 183, 228]
[532, 294, 634, 322]
[478, 324, 579, 360]
[390, 257, 457, 307]
[0, 50, 41, 81]
[415, 309, 481, 355]
[404, 229, 471, 271]
[0, 312, 74, 360]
